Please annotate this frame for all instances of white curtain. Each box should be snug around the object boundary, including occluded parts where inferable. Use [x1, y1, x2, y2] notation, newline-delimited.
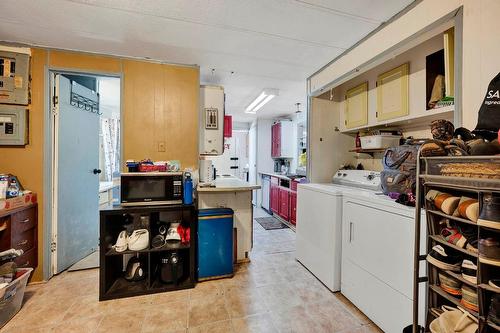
[100, 118, 120, 181]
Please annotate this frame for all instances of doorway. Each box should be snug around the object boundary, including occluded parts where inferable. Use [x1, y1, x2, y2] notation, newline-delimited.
[48, 72, 121, 276]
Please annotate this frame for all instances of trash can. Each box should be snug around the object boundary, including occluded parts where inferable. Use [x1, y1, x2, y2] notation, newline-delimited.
[198, 208, 234, 281]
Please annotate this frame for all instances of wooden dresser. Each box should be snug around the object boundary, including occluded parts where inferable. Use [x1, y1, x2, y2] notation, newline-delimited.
[0, 204, 38, 269]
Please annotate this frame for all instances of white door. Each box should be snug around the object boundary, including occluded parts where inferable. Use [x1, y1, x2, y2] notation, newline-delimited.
[51, 74, 100, 274]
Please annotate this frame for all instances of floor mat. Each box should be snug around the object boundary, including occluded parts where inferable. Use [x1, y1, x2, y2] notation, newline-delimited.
[68, 250, 99, 271]
[255, 216, 289, 230]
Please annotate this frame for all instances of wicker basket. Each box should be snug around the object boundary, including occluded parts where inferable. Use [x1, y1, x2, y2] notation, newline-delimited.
[439, 162, 500, 179]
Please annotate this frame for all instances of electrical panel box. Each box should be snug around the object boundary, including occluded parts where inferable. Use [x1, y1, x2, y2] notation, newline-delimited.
[199, 85, 225, 155]
[0, 105, 28, 146]
[0, 51, 30, 105]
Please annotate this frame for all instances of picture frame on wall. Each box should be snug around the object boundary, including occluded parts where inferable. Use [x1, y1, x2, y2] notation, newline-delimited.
[376, 63, 409, 121]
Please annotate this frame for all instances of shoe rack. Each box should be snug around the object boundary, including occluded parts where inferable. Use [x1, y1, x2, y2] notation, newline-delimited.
[414, 156, 500, 333]
[99, 204, 197, 301]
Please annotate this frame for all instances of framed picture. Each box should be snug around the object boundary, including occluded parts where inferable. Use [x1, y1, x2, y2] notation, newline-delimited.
[376, 63, 409, 121]
[205, 108, 218, 129]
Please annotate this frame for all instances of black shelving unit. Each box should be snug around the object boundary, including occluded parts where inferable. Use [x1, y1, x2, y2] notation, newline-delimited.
[99, 204, 197, 301]
[413, 155, 500, 333]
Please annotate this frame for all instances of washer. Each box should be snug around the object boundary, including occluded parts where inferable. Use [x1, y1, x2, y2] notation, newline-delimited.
[296, 170, 380, 292]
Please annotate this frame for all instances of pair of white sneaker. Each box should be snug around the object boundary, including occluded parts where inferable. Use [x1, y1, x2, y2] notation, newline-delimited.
[114, 229, 149, 252]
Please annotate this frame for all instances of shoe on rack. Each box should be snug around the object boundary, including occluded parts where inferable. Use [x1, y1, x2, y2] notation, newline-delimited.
[124, 256, 146, 281]
[477, 194, 500, 230]
[460, 285, 478, 312]
[488, 294, 500, 325]
[466, 239, 478, 254]
[426, 190, 461, 215]
[479, 237, 500, 266]
[427, 245, 462, 271]
[128, 229, 150, 251]
[436, 194, 461, 215]
[441, 228, 467, 248]
[488, 279, 500, 291]
[165, 222, 181, 242]
[454, 197, 479, 222]
[439, 272, 462, 296]
[113, 230, 128, 252]
[429, 305, 478, 333]
[441, 226, 476, 249]
[461, 260, 477, 285]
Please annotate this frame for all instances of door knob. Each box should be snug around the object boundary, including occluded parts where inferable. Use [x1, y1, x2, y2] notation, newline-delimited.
[93, 169, 102, 175]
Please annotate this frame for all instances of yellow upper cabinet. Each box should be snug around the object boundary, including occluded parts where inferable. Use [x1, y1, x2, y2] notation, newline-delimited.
[443, 28, 454, 97]
[376, 63, 409, 121]
[344, 82, 368, 129]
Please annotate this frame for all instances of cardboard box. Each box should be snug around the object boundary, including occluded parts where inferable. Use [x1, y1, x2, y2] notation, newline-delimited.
[0, 192, 37, 213]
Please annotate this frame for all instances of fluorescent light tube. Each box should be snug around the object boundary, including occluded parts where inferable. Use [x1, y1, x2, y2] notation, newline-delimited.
[245, 92, 267, 112]
[253, 94, 275, 112]
[245, 88, 279, 113]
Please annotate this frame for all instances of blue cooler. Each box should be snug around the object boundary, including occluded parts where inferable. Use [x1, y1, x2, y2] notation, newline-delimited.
[198, 208, 234, 280]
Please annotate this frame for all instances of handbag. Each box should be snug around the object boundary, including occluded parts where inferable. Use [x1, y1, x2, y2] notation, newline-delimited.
[429, 306, 478, 333]
[381, 143, 420, 195]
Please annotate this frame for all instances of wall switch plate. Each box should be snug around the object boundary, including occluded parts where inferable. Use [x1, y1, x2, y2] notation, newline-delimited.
[157, 141, 166, 152]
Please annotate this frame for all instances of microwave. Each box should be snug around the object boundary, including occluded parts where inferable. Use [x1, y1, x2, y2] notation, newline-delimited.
[121, 172, 183, 206]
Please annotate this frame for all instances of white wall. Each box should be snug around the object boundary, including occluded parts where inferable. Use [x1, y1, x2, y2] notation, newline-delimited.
[211, 130, 249, 179]
[309, 0, 500, 131]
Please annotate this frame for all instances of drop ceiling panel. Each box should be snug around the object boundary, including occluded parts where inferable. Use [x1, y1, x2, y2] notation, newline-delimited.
[67, 0, 380, 48]
[0, 0, 414, 121]
[293, 0, 414, 22]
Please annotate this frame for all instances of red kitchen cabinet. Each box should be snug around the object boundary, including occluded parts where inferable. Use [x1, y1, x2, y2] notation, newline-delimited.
[270, 184, 279, 214]
[224, 115, 232, 138]
[278, 188, 290, 221]
[271, 122, 281, 158]
[290, 191, 297, 225]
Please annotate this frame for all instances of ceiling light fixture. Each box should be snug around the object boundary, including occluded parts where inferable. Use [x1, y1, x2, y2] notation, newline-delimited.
[245, 88, 279, 114]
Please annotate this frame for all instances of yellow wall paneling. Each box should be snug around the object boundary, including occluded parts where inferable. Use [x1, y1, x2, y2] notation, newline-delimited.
[344, 82, 368, 129]
[0, 47, 199, 281]
[376, 63, 409, 122]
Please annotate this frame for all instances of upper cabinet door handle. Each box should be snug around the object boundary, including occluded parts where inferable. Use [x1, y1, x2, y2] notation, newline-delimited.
[21, 218, 30, 223]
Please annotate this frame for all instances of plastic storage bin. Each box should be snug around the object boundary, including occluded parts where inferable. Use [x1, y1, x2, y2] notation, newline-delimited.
[198, 208, 234, 281]
[0, 268, 33, 328]
[360, 135, 401, 149]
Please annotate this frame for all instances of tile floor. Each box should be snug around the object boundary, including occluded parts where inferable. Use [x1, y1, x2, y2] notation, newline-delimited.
[1, 208, 382, 333]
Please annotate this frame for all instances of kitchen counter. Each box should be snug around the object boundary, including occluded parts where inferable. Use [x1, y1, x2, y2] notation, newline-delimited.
[197, 175, 259, 262]
[259, 171, 305, 181]
[197, 176, 260, 192]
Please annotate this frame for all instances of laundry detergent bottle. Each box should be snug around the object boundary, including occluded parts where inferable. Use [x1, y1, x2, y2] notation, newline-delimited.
[183, 172, 193, 205]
